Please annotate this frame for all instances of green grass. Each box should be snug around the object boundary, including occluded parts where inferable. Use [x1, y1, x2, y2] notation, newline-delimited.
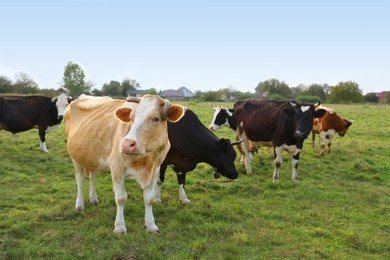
[1, 102, 389, 259]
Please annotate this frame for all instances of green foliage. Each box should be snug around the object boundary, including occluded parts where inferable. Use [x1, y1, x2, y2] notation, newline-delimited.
[237, 92, 256, 100]
[202, 91, 220, 101]
[1, 103, 389, 259]
[63, 61, 87, 97]
[266, 93, 284, 100]
[296, 95, 321, 103]
[303, 83, 329, 101]
[364, 93, 379, 103]
[102, 80, 121, 96]
[256, 79, 291, 98]
[329, 81, 363, 103]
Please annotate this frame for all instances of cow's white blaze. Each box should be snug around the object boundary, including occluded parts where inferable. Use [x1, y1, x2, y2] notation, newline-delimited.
[300, 105, 310, 113]
[55, 94, 69, 117]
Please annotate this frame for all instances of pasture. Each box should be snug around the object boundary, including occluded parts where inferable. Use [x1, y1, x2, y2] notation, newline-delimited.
[1, 102, 389, 259]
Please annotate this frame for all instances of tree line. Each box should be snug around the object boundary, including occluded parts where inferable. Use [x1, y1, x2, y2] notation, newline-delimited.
[1, 61, 388, 103]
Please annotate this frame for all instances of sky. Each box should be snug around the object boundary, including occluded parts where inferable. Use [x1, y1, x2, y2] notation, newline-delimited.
[1, 0, 389, 95]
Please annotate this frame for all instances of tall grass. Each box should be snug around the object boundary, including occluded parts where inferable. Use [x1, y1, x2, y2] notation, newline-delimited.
[1, 103, 389, 259]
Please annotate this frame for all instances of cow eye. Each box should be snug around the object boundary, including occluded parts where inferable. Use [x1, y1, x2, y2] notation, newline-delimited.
[152, 117, 160, 123]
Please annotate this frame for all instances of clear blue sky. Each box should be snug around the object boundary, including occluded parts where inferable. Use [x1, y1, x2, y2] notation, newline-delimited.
[1, 0, 389, 94]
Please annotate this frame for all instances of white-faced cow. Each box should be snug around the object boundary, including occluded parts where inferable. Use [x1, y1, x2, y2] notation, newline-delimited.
[312, 105, 352, 156]
[155, 109, 240, 204]
[0, 94, 70, 152]
[234, 99, 326, 182]
[64, 94, 185, 234]
[209, 105, 251, 162]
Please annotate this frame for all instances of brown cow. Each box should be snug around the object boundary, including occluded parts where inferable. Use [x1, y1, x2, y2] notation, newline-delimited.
[312, 105, 352, 156]
[64, 94, 185, 233]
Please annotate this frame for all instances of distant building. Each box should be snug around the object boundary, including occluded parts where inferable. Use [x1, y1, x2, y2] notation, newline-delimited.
[159, 86, 194, 100]
[367, 91, 390, 103]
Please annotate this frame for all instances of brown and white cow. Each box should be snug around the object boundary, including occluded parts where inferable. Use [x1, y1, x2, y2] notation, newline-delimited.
[311, 105, 352, 156]
[234, 99, 326, 182]
[64, 94, 185, 234]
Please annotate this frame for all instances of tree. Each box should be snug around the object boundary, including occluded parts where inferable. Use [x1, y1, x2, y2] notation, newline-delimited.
[13, 72, 39, 94]
[328, 81, 363, 103]
[304, 83, 328, 101]
[102, 80, 122, 97]
[364, 93, 379, 103]
[121, 78, 139, 96]
[0, 75, 13, 93]
[63, 61, 87, 97]
[255, 79, 291, 98]
[147, 88, 158, 95]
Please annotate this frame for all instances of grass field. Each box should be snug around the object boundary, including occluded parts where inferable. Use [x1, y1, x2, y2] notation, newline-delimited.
[1, 101, 389, 259]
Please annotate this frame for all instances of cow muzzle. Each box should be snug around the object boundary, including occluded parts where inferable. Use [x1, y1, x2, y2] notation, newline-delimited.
[58, 115, 64, 120]
[121, 139, 141, 154]
[294, 131, 307, 140]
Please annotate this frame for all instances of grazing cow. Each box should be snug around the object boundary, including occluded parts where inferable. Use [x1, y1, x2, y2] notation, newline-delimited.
[209, 105, 251, 162]
[312, 105, 352, 156]
[234, 99, 326, 182]
[155, 109, 240, 204]
[64, 95, 185, 233]
[0, 94, 70, 152]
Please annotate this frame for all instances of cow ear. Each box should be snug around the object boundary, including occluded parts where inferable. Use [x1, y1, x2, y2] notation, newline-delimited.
[282, 108, 296, 117]
[168, 105, 186, 122]
[219, 138, 229, 150]
[314, 109, 326, 118]
[115, 107, 133, 123]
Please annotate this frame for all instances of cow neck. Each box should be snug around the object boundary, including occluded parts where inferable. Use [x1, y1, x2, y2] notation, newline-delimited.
[227, 113, 238, 131]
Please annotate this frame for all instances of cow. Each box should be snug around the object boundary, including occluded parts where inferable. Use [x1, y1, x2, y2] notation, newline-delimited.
[311, 105, 352, 156]
[0, 94, 70, 152]
[64, 94, 185, 234]
[154, 109, 240, 205]
[209, 105, 251, 162]
[234, 99, 326, 182]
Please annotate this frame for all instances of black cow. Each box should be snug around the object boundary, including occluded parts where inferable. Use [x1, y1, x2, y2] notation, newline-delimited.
[154, 109, 240, 204]
[234, 99, 326, 182]
[0, 94, 71, 152]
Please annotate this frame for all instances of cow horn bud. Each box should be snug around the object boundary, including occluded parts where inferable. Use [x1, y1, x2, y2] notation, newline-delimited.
[162, 99, 170, 121]
[126, 97, 141, 103]
[231, 140, 243, 146]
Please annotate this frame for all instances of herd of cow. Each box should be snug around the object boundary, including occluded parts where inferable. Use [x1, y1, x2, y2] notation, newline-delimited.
[0, 94, 352, 233]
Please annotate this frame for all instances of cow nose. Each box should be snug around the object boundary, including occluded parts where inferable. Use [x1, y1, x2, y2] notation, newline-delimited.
[58, 115, 64, 120]
[294, 131, 306, 139]
[121, 139, 137, 154]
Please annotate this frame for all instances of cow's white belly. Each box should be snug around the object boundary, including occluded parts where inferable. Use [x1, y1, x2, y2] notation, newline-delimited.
[46, 124, 60, 133]
[322, 129, 336, 138]
[282, 144, 301, 156]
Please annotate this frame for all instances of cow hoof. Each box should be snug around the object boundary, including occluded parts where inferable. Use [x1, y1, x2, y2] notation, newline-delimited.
[75, 206, 84, 212]
[90, 199, 99, 206]
[153, 198, 162, 203]
[145, 225, 160, 233]
[272, 179, 279, 183]
[113, 227, 127, 234]
[181, 199, 191, 205]
[293, 179, 299, 184]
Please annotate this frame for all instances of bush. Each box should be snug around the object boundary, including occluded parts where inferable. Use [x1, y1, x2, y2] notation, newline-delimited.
[296, 95, 321, 103]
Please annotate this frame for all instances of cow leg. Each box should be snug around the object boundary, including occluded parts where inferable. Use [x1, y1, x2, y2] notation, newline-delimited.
[88, 171, 99, 206]
[143, 174, 159, 233]
[38, 127, 48, 153]
[291, 153, 300, 183]
[327, 136, 332, 154]
[177, 172, 191, 204]
[272, 146, 283, 183]
[112, 174, 128, 234]
[241, 132, 252, 174]
[72, 159, 85, 212]
[311, 131, 315, 148]
[154, 164, 166, 203]
[319, 132, 326, 156]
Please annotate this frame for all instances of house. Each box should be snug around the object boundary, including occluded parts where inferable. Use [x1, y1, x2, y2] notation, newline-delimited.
[367, 91, 390, 103]
[159, 86, 194, 100]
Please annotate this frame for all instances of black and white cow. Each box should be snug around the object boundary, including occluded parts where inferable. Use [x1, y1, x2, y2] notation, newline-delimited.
[234, 99, 326, 182]
[0, 94, 71, 152]
[155, 109, 240, 204]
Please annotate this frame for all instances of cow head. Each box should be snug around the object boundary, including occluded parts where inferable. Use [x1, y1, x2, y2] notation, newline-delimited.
[214, 138, 239, 179]
[52, 94, 71, 120]
[283, 100, 326, 140]
[338, 119, 353, 137]
[115, 95, 186, 155]
[209, 106, 233, 130]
